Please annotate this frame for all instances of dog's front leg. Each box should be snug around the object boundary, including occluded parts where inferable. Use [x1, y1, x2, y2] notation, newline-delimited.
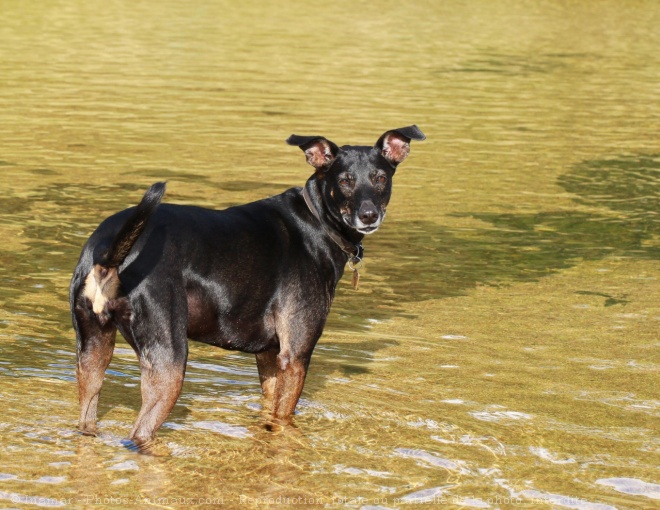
[255, 350, 278, 403]
[271, 350, 310, 422]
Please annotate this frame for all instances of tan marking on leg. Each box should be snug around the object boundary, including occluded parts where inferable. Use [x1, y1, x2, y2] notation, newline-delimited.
[129, 363, 185, 444]
[272, 354, 308, 422]
[77, 328, 117, 435]
[256, 351, 278, 403]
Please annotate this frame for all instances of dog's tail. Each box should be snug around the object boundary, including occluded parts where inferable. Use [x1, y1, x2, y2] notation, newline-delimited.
[85, 182, 166, 314]
[102, 182, 166, 268]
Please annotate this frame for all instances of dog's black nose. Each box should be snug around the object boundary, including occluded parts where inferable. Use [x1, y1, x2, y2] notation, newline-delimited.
[358, 202, 379, 225]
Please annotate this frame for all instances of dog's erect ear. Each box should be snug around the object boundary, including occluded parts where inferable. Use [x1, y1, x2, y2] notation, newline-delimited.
[286, 135, 339, 171]
[375, 125, 426, 167]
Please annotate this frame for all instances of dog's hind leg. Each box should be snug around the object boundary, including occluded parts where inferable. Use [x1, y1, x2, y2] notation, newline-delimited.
[74, 300, 117, 436]
[127, 292, 188, 445]
[129, 357, 186, 445]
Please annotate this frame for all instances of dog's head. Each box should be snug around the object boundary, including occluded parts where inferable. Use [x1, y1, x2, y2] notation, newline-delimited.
[287, 126, 425, 235]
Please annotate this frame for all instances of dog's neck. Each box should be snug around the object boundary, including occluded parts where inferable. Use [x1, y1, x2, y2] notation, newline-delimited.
[302, 179, 364, 262]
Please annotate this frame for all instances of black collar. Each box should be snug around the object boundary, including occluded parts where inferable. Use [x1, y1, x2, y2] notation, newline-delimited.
[302, 185, 364, 263]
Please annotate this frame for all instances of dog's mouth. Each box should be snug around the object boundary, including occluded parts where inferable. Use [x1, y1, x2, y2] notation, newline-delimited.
[356, 225, 379, 235]
[343, 214, 383, 235]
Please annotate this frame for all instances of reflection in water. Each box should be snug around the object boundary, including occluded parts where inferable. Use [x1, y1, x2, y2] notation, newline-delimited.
[438, 51, 590, 76]
[560, 154, 660, 231]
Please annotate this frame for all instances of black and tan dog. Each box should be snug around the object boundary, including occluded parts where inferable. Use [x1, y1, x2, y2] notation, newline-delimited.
[70, 126, 425, 444]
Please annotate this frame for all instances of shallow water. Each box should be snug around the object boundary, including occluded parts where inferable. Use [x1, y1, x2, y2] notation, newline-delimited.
[1, 0, 659, 508]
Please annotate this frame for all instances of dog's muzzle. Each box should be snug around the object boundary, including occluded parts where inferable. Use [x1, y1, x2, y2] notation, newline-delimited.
[354, 201, 382, 234]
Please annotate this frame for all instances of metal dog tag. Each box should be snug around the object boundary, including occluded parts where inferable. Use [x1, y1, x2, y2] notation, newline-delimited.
[348, 255, 363, 291]
[352, 268, 360, 291]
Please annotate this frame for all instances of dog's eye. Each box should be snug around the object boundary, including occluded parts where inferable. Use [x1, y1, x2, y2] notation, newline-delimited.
[376, 175, 387, 185]
[339, 178, 350, 186]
